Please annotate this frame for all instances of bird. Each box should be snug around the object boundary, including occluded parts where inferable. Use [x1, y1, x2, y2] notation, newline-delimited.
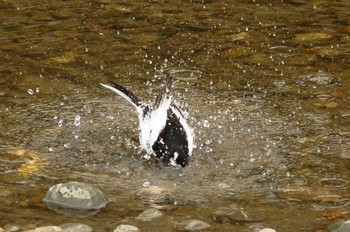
[100, 74, 194, 167]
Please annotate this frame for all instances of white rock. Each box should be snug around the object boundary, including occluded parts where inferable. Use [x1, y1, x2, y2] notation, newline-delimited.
[259, 228, 276, 232]
[113, 224, 140, 232]
[24, 226, 63, 232]
[185, 219, 210, 231]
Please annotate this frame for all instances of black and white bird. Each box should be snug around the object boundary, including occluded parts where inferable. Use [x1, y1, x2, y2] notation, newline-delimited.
[100, 74, 194, 167]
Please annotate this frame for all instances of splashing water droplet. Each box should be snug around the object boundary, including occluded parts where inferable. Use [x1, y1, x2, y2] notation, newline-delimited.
[49, 147, 53, 152]
[64, 143, 70, 148]
[35, 87, 40, 93]
[58, 119, 64, 127]
[143, 181, 150, 188]
[27, 89, 34, 95]
[74, 115, 81, 127]
[203, 120, 210, 128]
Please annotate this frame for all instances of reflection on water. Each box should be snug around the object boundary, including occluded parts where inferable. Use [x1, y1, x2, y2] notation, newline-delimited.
[0, 0, 349, 231]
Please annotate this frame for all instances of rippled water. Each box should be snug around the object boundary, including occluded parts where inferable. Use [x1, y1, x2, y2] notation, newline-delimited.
[0, 0, 349, 231]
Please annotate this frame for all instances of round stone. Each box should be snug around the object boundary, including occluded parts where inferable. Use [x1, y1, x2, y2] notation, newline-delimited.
[113, 225, 140, 232]
[136, 208, 163, 221]
[43, 182, 108, 216]
[185, 219, 210, 231]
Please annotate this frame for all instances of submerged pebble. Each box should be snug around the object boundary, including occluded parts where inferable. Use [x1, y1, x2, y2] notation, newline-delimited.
[136, 208, 163, 221]
[59, 223, 92, 232]
[24, 226, 63, 232]
[331, 220, 350, 232]
[184, 219, 210, 231]
[258, 228, 276, 232]
[113, 224, 140, 232]
[294, 32, 332, 42]
[3, 223, 20, 231]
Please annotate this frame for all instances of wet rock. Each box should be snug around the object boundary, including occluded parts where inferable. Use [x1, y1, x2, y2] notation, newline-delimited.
[212, 206, 263, 223]
[339, 26, 350, 33]
[184, 219, 210, 231]
[135, 185, 179, 205]
[331, 220, 350, 232]
[50, 52, 78, 64]
[3, 223, 20, 231]
[223, 46, 253, 59]
[8, 149, 47, 177]
[294, 32, 332, 42]
[24, 226, 63, 232]
[136, 208, 163, 221]
[43, 182, 108, 217]
[259, 228, 276, 232]
[230, 32, 249, 41]
[59, 223, 92, 232]
[113, 224, 140, 232]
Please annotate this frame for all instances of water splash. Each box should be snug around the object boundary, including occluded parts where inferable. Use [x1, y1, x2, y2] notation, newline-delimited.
[74, 115, 81, 127]
[58, 119, 64, 127]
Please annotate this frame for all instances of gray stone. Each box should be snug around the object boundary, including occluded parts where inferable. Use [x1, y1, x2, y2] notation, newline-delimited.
[3, 224, 20, 232]
[43, 182, 108, 210]
[136, 208, 163, 221]
[113, 224, 140, 232]
[60, 223, 92, 232]
[332, 220, 350, 232]
[24, 226, 63, 232]
[185, 219, 210, 231]
[259, 228, 276, 232]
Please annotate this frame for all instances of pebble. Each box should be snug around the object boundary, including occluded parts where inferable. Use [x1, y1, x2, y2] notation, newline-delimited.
[43, 182, 108, 217]
[113, 224, 141, 232]
[331, 220, 350, 232]
[294, 32, 332, 42]
[136, 208, 163, 221]
[184, 219, 210, 231]
[24, 226, 63, 232]
[60, 223, 92, 232]
[259, 228, 276, 232]
[3, 224, 20, 231]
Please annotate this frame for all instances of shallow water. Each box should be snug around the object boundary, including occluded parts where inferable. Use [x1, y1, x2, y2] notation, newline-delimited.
[0, 0, 349, 231]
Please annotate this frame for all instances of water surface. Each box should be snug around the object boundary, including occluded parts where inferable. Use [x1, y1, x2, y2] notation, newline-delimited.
[0, 0, 349, 231]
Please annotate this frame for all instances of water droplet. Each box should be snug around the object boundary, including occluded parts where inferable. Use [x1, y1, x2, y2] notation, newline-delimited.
[143, 181, 150, 188]
[58, 119, 64, 127]
[64, 143, 70, 148]
[27, 89, 34, 95]
[35, 87, 40, 93]
[49, 147, 53, 152]
[203, 120, 210, 128]
[74, 115, 81, 127]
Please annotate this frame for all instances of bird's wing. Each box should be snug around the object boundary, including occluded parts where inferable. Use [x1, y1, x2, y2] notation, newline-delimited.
[170, 104, 195, 156]
[100, 81, 142, 109]
[154, 74, 172, 109]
